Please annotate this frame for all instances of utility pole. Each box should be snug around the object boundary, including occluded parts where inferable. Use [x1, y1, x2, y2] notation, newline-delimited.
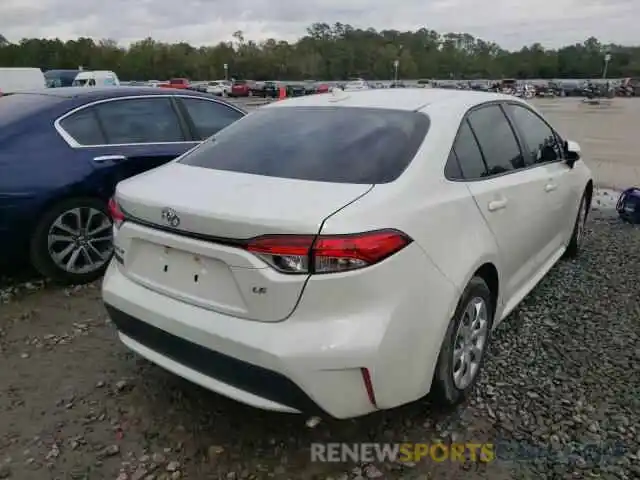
[602, 53, 611, 79]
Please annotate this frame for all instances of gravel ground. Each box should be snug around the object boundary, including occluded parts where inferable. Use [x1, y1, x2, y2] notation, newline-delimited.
[1, 207, 639, 480]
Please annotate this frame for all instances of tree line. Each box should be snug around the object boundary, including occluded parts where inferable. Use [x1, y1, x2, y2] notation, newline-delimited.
[1, 23, 639, 81]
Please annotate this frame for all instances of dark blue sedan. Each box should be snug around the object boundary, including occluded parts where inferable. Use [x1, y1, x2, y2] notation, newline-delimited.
[0, 87, 246, 284]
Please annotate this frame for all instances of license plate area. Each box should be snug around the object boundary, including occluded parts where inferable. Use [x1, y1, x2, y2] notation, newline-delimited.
[125, 240, 247, 311]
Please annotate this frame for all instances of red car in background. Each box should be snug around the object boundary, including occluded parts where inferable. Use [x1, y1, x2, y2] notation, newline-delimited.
[229, 80, 255, 97]
[159, 78, 190, 89]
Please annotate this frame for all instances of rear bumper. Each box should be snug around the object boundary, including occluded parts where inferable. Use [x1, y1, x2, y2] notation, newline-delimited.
[104, 303, 324, 414]
[102, 243, 458, 418]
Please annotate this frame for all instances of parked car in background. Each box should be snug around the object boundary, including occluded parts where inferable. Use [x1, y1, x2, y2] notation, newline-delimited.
[159, 78, 190, 89]
[286, 83, 306, 97]
[0, 68, 46, 94]
[188, 81, 208, 92]
[535, 81, 558, 97]
[206, 80, 232, 96]
[45, 69, 82, 88]
[249, 81, 280, 98]
[249, 81, 266, 96]
[72, 70, 120, 87]
[0, 87, 245, 283]
[315, 83, 330, 94]
[343, 78, 370, 90]
[303, 81, 318, 95]
[102, 88, 592, 419]
[617, 78, 639, 96]
[229, 80, 255, 97]
[554, 80, 585, 97]
[469, 81, 490, 92]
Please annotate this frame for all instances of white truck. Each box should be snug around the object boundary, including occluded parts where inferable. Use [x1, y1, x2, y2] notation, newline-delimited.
[0, 68, 46, 94]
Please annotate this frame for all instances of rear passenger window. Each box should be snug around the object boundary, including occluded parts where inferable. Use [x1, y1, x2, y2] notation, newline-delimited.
[450, 120, 487, 179]
[444, 150, 463, 179]
[95, 97, 185, 144]
[505, 104, 563, 165]
[180, 98, 244, 140]
[59, 109, 106, 145]
[467, 105, 525, 175]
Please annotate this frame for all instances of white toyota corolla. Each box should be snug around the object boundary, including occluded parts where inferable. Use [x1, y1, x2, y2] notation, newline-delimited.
[102, 88, 592, 419]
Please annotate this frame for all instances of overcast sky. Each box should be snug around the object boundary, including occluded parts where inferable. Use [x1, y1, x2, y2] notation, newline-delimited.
[2, 0, 638, 50]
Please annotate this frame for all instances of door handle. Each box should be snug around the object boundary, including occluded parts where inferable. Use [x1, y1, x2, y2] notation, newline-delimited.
[488, 198, 508, 212]
[544, 183, 557, 192]
[93, 155, 127, 163]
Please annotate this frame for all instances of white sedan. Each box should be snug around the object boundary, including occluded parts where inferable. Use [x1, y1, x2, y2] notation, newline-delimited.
[206, 80, 231, 96]
[102, 88, 592, 419]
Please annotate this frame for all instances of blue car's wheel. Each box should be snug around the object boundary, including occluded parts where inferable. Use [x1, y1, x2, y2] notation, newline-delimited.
[30, 197, 114, 284]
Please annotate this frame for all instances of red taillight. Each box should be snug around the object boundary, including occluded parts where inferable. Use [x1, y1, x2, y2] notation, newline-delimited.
[107, 197, 125, 228]
[245, 229, 412, 274]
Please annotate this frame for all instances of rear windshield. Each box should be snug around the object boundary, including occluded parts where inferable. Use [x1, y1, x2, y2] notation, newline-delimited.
[179, 106, 430, 184]
[0, 93, 63, 127]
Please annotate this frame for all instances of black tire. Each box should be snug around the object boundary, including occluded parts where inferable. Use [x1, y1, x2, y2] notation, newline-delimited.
[564, 190, 589, 259]
[431, 277, 494, 407]
[30, 197, 113, 285]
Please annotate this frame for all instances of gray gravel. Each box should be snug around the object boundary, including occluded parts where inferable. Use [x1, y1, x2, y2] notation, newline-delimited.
[0, 210, 638, 480]
[475, 212, 640, 479]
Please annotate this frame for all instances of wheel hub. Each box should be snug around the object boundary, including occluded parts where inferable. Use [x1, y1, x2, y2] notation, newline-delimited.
[47, 206, 114, 275]
[452, 297, 489, 390]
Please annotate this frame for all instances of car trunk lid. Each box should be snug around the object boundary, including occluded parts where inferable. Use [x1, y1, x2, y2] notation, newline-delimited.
[113, 162, 372, 322]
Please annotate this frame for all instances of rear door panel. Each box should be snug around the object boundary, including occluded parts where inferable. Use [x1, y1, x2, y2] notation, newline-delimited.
[462, 104, 552, 301]
[89, 143, 196, 186]
[466, 169, 553, 300]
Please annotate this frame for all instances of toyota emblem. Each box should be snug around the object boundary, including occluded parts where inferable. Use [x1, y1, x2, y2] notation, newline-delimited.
[161, 207, 180, 227]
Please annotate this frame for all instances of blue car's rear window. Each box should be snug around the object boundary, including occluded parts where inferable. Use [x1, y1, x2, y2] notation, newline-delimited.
[0, 93, 64, 127]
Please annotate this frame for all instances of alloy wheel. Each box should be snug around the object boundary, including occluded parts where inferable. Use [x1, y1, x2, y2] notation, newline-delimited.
[47, 207, 114, 274]
[452, 297, 489, 390]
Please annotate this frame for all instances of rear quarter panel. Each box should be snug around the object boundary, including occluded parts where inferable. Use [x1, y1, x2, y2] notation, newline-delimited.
[317, 105, 503, 394]
[0, 113, 101, 251]
[319, 103, 502, 300]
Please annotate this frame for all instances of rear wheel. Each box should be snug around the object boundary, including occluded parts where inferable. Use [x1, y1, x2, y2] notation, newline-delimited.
[431, 277, 494, 406]
[564, 191, 588, 259]
[30, 197, 114, 284]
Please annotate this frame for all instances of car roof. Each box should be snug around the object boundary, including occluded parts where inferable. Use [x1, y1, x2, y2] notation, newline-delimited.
[9, 86, 219, 101]
[266, 88, 518, 112]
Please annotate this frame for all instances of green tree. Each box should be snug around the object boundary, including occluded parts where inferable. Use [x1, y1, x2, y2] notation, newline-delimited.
[1, 24, 639, 80]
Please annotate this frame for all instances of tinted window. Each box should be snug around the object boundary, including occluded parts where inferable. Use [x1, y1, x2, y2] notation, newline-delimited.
[59, 108, 106, 145]
[505, 104, 562, 165]
[181, 98, 243, 140]
[467, 105, 524, 175]
[180, 106, 429, 184]
[450, 120, 487, 179]
[95, 97, 184, 144]
[0, 93, 64, 127]
[444, 150, 463, 179]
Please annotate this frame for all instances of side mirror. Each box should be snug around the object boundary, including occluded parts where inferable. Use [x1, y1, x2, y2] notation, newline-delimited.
[564, 140, 581, 168]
